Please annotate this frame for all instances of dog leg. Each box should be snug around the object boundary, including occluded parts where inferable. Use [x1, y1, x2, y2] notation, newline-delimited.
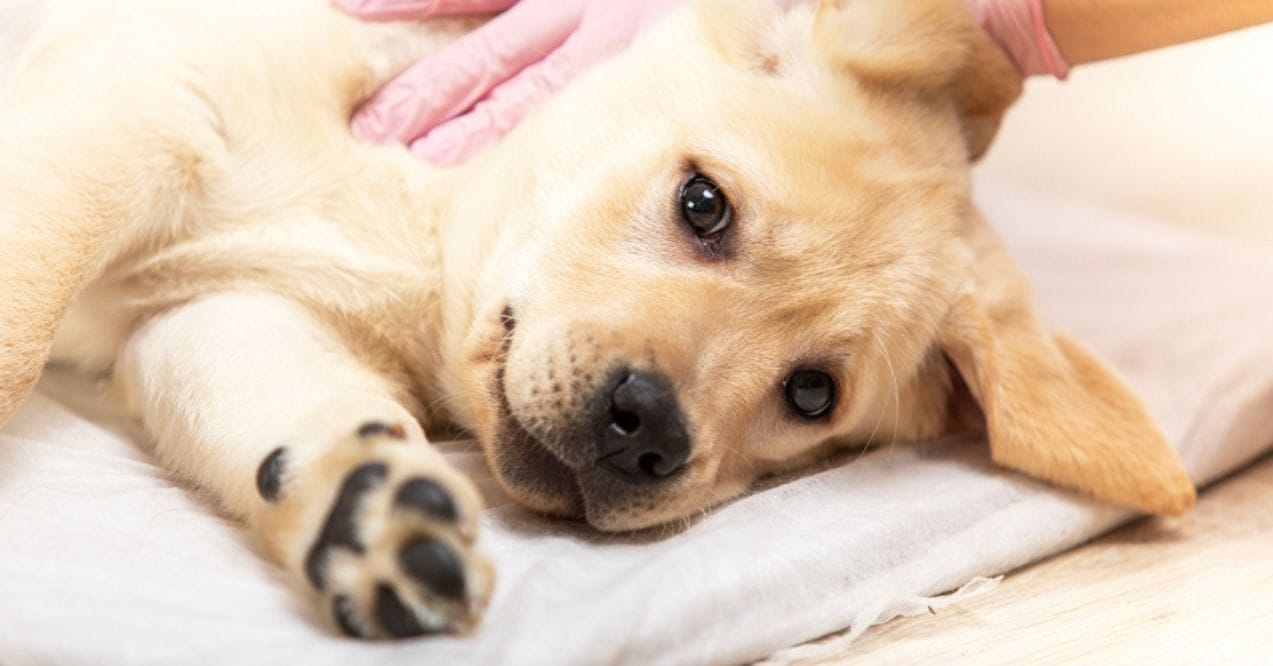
[116, 291, 492, 639]
[0, 49, 228, 427]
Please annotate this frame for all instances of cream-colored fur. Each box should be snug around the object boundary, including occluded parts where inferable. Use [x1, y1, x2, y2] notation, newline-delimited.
[0, 0, 1193, 640]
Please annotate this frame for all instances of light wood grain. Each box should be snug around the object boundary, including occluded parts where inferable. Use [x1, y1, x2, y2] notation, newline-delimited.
[821, 454, 1273, 663]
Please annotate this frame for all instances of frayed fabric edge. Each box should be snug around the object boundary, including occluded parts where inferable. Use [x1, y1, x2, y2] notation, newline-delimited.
[761, 575, 1003, 663]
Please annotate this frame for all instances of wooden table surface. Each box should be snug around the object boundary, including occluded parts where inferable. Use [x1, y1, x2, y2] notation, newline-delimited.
[819, 453, 1273, 663]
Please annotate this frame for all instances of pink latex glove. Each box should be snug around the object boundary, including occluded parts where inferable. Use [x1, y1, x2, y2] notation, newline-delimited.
[337, 0, 688, 165]
[339, 0, 1058, 164]
[966, 0, 1070, 79]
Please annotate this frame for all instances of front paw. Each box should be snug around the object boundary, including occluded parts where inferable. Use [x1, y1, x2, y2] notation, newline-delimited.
[256, 421, 493, 639]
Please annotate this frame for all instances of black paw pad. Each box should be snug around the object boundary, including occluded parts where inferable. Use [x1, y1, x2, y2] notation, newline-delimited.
[394, 478, 458, 522]
[256, 447, 287, 503]
[399, 538, 466, 600]
[375, 583, 429, 638]
[358, 421, 406, 440]
[332, 594, 363, 638]
[305, 462, 387, 590]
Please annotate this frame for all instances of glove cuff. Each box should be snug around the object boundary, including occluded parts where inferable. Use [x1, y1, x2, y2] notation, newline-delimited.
[968, 0, 1071, 79]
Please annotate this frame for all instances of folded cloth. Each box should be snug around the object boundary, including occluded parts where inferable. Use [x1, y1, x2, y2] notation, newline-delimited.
[2, 180, 1272, 665]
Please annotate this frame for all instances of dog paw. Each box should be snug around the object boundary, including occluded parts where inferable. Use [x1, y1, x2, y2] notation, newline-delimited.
[255, 421, 493, 639]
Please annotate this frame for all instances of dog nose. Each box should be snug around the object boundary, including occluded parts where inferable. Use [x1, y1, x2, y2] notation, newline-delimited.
[596, 371, 690, 479]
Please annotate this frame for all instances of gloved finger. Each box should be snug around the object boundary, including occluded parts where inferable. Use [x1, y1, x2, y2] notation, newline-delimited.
[351, 0, 585, 143]
[409, 22, 605, 165]
[332, 0, 518, 21]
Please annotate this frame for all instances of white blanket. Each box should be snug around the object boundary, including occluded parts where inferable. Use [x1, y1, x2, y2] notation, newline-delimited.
[3, 180, 1272, 665]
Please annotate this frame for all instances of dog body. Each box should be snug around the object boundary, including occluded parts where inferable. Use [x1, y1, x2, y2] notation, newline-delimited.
[0, 0, 1194, 639]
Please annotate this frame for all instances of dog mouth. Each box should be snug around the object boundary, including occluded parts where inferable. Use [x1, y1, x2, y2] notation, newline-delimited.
[488, 308, 585, 518]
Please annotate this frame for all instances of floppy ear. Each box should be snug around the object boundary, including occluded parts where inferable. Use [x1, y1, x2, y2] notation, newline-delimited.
[811, 0, 1023, 160]
[941, 218, 1196, 515]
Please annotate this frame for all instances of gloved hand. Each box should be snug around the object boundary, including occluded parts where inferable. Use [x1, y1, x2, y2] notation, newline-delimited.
[338, 0, 1064, 166]
[337, 0, 689, 165]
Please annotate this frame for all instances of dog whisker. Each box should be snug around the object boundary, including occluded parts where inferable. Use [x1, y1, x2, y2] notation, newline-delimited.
[872, 329, 903, 454]
[421, 387, 470, 420]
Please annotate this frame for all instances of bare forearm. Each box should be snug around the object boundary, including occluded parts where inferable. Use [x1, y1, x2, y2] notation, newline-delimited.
[1046, 0, 1273, 65]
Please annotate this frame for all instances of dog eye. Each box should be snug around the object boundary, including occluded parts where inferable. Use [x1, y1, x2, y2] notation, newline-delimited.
[784, 370, 836, 419]
[679, 174, 732, 238]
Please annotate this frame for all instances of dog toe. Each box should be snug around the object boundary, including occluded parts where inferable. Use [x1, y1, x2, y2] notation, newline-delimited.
[256, 446, 288, 502]
[332, 594, 365, 638]
[399, 537, 467, 600]
[357, 421, 407, 440]
[305, 462, 388, 590]
[374, 582, 431, 638]
[394, 477, 459, 522]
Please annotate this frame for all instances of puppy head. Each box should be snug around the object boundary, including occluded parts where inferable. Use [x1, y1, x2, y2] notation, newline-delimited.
[456, 0, 1193, 530]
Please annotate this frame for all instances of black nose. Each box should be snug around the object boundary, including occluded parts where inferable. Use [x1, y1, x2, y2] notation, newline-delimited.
[595, 371, 691, 480]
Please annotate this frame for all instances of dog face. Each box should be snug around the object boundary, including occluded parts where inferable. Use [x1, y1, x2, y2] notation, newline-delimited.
[458, 0, 1195, 530]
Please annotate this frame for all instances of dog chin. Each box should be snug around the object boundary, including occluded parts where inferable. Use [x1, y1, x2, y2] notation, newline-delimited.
[573, 469, 701, 532]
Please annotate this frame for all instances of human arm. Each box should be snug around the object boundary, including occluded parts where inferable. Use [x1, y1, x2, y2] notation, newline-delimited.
[1045, 0, 1273, 66]
[971, 0, 1273, 79]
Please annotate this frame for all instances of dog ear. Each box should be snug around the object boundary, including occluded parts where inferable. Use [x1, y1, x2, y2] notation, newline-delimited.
[939, 217, 1196, 515]
[811, 0, 1023, 160]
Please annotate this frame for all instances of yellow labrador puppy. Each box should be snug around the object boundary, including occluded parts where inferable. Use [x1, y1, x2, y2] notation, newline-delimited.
[0, 0, 1193, 640]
